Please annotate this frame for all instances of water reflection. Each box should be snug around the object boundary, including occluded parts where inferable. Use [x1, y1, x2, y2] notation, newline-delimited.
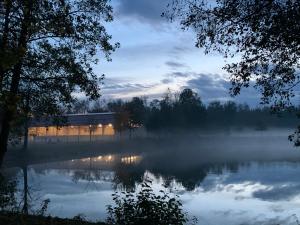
[4, 153, 300, 225]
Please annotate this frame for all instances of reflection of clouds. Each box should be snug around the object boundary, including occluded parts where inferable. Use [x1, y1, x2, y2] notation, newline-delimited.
[178, 162, 300, 225]
[27, 169, 114, 195]
[253, 184, 300, 201]
[249, 215, 295, 225]
[199, 163, 300, 202]
[14, 158, 300, 224]
[269, 204, 285, 213]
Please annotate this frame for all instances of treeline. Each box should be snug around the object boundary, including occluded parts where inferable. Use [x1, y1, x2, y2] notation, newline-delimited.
[69, 88, 299, 133]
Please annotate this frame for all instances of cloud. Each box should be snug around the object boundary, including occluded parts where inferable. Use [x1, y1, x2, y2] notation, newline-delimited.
[168, 71, 193, 78]
[101, 76, 161, 99]
[165, 61, 187, 69]
[185, 73, 260, 105]
[103, 82, 156, 93]
[115, 0, 170, 23]
[101, 73, 260, 106]
[161, 78, 173, 84]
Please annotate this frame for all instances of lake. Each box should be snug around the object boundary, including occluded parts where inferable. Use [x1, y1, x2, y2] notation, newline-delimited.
[3, 130, 300, 225]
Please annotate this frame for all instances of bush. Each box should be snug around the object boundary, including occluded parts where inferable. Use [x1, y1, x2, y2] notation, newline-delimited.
[0, 174, 17, 212]
[106, 179, 196, 225]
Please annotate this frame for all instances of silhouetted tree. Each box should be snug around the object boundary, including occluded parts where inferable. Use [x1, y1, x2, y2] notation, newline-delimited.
[125, 97, 146, 137]
[89, 99, 107, 113]
[164, 0, 300, 142]
[146, 88, 206, 132]
[165, 0, 300, 109]
[126, 97, 146, 127]
[107, 100, 130, 136]
[176, 88, 206, 128]
[0, 0, 119, 165]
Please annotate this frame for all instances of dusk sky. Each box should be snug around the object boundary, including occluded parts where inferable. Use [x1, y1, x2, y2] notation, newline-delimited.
[97, 0, 260, 106]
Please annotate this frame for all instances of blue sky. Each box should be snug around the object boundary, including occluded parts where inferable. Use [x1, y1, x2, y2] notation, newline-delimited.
[96, 0, 260, 106]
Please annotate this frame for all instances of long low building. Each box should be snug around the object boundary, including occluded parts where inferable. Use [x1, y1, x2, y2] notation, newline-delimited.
[28, 113, 115, 141]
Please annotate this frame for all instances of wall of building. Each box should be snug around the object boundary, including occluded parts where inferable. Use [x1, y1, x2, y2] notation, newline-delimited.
[28, 124, 115, 142]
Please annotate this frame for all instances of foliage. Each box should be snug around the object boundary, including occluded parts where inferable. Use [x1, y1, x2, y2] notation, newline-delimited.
[107, 100, 131, 134]
[146, 88, 206, 132]
[69, 88, 299, 135]
[0, 0, 119, 160]
[35, 199, 50, 217]
[164, 0, 300, 111]
[0, 173, 17, 212]
[125, 97, 146, 128]
[106, 179, 196, 225]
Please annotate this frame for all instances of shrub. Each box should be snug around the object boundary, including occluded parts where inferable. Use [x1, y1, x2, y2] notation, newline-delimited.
[0, 173, 17, 212]
[106, 179, 196, 225]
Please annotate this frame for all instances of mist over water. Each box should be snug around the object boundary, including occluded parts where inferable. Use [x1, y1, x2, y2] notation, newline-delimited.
[3, 129, 300, 225]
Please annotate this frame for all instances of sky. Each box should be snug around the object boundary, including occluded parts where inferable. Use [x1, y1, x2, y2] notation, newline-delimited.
[96, 0, 261, 106]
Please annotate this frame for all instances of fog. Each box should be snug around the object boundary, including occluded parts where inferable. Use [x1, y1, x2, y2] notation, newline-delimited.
[5, 128, 300, 168]
[3, 127, 300, 225]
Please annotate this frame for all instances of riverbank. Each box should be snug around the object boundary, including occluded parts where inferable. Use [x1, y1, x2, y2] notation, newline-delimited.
[0, 212, 106, 225]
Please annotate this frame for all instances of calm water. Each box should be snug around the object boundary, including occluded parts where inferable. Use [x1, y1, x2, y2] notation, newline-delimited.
[5, 148, 300, 225]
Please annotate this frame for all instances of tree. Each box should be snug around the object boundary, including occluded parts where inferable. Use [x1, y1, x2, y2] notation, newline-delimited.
[0, 0, 119, 165]
[89, 99, 107, 113]
[107, 100, 130, 135]
[207, 101, 224, 127]
[164, 0, 300, 138]
[125, 97, 146, 136]
[70, 99, 90, 114]
[165, 0, 300, 108]
[176, 88, 206, 128]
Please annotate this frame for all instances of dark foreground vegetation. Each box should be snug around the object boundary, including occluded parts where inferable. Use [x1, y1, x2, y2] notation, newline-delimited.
[0, 213, 106, 225]
[0, 172, 192, 225]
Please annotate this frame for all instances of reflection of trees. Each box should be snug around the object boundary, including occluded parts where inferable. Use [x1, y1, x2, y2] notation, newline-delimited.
[136, 155, 250, 191]
[68, 156, 145, 191]
[68, 154, 249, 192]
[20, 165, 50, 214]
[112, 163, 144, 191]
[21, 153, 250, 194]
[0, 171, 17, 211]
[0, 166, 32, 214]
[71, 158, 113, 190]
[109, 151, 250, 191]
[22, 166, 28, 214]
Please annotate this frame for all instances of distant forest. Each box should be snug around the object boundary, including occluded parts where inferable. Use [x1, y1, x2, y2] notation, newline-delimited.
[69, 88, 299, 133]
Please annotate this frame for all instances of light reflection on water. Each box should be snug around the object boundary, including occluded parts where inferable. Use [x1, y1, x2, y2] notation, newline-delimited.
[6, 154, 300, 225]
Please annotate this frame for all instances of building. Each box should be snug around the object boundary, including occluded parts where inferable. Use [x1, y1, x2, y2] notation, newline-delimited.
[28, 113, 115, 142]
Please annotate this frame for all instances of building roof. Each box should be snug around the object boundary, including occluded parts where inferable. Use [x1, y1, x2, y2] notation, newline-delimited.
[29, 112, 115, 127]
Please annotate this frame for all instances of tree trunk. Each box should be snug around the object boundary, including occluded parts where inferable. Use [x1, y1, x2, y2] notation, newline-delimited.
[23, 118, 29, 150]
[23, 91, 30, 150]
[0, 63, 23, 166]
[22, 166, 29, 214]
[0, 1, 33, 167]
[0, 112, 10, 166]
[0, 0, 12, 91]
